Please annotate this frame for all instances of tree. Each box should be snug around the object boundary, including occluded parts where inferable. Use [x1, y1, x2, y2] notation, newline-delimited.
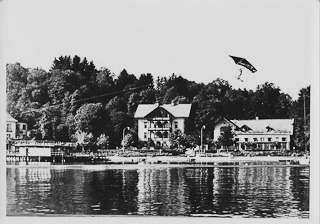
[106, 96, 127, 113]
[137, 73, 154, 88]
[251, 82, 289, 119]
[123, 133, 135, 148]
[162, 86, 179, 104]
[52, 56, 72, 70]
[171, 96, 190, 104]
[127, 92, 141, 114]
[95, 68, 115, 92]
[108, 111, 133, 148]
[139, 88, 156, 104]
[291, 86, 310, 151]
[73, 103, 107, 138]
[115, 69, 137, 92]
[217, 126, 236, 152]
[37, 110, 54, 140]
[169, 129, 186, 150]
[97, 134, 108, 150]
[72, 130, 94, 152]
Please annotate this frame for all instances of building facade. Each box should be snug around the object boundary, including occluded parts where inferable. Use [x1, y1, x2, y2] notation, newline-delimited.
[213, 117, 294, 150]
[6, 113, 28, 140]
[134, 102, 192, 147]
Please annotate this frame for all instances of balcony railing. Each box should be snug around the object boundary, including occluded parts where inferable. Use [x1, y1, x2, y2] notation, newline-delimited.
[148, 127, 171, 131]
[150, 117, 170, 121]
[13, 140, 75, 147]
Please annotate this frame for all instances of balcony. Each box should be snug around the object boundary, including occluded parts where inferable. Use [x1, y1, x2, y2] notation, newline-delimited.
[148, 127, 171, 131]
[150, 117, 170, 121]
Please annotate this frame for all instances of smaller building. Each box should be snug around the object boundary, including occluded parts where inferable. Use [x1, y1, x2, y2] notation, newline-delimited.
[213, 117, 294, 150]
[6, 113, 28, 139]
[7, 140, 76, 162]
[6, 113, 29, 152]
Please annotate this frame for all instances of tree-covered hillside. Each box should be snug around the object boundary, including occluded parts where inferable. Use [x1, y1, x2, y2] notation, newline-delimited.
[6, 55, 310, 151]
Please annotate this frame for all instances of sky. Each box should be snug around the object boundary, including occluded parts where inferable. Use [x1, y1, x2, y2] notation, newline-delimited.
[0, 0, 319, 100]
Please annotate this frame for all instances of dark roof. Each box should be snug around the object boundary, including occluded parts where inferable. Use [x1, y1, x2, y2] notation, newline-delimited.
[230, 118, 294, 134]
[134, 104, 192, 118]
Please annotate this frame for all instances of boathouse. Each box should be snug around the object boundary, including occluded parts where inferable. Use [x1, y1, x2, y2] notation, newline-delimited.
[6, 140, 76, 162]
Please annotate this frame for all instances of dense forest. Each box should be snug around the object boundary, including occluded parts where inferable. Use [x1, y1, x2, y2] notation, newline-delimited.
[6, 55, 310, 151]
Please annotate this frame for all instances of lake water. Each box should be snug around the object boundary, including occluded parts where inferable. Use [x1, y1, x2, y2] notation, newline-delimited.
[6, 162, 309, 218]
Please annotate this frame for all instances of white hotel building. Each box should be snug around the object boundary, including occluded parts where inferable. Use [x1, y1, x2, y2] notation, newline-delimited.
[134, 102, 192, 147]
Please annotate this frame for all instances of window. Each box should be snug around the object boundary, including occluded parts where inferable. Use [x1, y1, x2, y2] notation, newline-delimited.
[235, 138, 239, 142]
[174, 122, 178, 129]
[253, 138, 258, 142]
[282, 137, 286, 141]
[144, 122, 147, 129]
[7, 124, 12, 132]
[268, 137, 272, 142]
[156, 131, 162, 138]
[244, 138, 248, 142]
[144, 132, 147, 139]
[260, 137, 265, 142]
[23, 124, 26, 130]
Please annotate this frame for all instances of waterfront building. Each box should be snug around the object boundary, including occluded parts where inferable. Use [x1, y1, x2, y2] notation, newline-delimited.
[6, 113, 28, 140]
[6, 113, 28, 151]
[134, 102, 192, 147]
[6, 140, 76, 162]
[213, 117, 294, 150]
[6, 113, 28, 139]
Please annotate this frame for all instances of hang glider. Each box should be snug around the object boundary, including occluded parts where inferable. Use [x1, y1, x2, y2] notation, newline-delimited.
[229, 55, 257, 81]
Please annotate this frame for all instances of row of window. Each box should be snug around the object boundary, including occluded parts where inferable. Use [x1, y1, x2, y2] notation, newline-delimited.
[143, 131, 169, 139]
[144, 122, 178, 129]
[7, 123, 27, 132]
[238, 137, 287, 142]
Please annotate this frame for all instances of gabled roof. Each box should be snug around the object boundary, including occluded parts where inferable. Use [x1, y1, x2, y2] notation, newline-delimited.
[230, 118, 294, 134]
[6, 113, 18, 122]
[134, 103, 192, 118]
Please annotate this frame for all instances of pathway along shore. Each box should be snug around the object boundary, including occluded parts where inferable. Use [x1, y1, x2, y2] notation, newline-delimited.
[6, 155, 310, 167]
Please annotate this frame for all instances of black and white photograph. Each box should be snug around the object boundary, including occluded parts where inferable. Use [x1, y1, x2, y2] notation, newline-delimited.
[1, 0, 319, 223]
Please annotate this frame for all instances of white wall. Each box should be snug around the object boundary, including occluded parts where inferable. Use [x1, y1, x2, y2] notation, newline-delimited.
[138, 119, 148, 141]
[17, 147, 51, 157]
[213, 120, 234, 141]
[172, 118, 185, 133]
[236, 134, 290, 143]
[6, 121, 17, 139]
[137, 118, 186, 143]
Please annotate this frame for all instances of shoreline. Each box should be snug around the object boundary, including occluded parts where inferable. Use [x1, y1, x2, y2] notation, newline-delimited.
[6, 155, 310, 168]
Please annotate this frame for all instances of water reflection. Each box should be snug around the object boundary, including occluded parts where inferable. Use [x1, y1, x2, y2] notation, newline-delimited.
[7, 164, 309, 217]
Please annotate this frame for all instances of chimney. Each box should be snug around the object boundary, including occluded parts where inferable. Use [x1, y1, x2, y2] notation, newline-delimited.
[256, 117, 259, 120]
[155, 101, 160, 107]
